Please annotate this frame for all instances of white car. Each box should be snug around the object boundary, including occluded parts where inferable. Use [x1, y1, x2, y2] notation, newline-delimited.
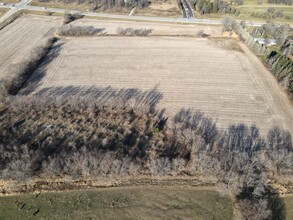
[0, 3, 5, 6]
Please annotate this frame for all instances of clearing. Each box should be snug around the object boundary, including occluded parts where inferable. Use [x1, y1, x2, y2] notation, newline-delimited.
[0, 14, 61, 79]
[0, 186, 233, 220]
[24, 36, 293, 135]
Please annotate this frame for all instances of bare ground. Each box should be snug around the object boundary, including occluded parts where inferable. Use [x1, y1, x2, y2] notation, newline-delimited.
[0, 14, 62, 79]
[25, 36, 293, 135]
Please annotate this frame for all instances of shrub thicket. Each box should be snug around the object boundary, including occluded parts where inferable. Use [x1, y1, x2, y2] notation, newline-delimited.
[58, 25, 105, 36]
[116, 27, 153, 36]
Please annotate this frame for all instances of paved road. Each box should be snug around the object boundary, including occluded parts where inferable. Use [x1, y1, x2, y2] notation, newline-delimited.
[182, 0, 193, 19]
[0, 1, 284, 27]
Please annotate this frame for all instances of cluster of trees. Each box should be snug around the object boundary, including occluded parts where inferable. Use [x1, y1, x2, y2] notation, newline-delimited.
[196, 30, 209, 37]
[222, 16, 293, 95]
[282, 35, 293, 56]
[190, 0, 240, 15]
[267, 51, 293, 91]
[40, 0, 149, 10]
[116, 27, 153, 36]
[0, 90, 292, 218]
[63, 12, 84, 24]
[58, 25, 105, 36]
[251, 8, 291, 20]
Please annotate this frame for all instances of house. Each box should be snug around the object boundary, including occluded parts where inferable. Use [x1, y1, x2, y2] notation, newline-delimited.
[254, 38, 277, 47]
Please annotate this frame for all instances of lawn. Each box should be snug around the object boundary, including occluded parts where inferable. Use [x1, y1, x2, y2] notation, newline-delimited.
[0, 187, 233, 220]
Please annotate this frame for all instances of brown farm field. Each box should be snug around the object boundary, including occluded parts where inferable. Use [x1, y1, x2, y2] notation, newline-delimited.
[22, 34, 293, 135]
[0, 14, 61, 80]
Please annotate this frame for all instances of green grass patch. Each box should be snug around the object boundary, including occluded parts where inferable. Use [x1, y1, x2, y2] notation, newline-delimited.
[0, 187, 233, 220]
[284, 195, 293, 220]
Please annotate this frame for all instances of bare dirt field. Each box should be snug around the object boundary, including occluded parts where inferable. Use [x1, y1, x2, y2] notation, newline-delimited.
[24, 36, 293, 135]
[71, 18, 222, 36]
[0, 14, 61, 79]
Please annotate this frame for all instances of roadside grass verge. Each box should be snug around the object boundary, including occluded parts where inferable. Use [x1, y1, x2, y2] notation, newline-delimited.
[0, 187, 233, 220]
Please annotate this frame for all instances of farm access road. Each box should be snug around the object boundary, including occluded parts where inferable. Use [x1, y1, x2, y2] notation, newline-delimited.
[0, 1, 280, 27]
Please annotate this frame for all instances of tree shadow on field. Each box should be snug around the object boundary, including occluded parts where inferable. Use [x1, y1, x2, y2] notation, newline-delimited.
[34, 85, 163, 112]
[19, 41, 64, 95]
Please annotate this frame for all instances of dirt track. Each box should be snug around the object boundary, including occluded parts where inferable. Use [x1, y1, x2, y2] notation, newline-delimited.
[0, 175, 216, 195]
[0, 14, 61, 79]
[26, 36, 293, 135]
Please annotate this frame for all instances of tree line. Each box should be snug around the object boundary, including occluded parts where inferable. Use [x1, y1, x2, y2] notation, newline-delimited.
[39, 0, 149, 10]
[190, 0, 240, 15]
[222, 16, 293, 96]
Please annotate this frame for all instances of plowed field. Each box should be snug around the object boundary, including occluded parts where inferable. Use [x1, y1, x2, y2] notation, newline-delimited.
[26, 36, 293, 135]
